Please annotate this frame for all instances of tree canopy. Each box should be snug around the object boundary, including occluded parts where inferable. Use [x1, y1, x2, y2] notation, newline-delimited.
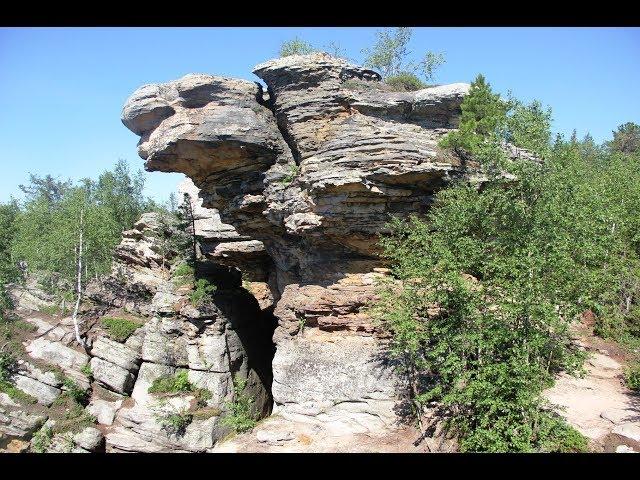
[374, 75, 640, 452]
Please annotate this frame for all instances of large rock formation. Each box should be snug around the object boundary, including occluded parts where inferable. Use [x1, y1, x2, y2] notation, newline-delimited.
[121, 53, 483, 435]
[1, 211, 276, 453]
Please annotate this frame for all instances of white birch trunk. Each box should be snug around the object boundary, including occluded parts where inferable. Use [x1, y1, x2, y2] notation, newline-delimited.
[72, 208, 85, 346]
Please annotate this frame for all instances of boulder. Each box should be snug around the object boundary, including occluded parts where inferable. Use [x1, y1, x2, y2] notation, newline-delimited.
[11, 374, 61, 406]
[90, 357, 136, 395]
[91, 336, 141, 372]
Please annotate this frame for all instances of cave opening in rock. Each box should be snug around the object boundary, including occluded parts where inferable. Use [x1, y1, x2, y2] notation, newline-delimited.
[196, 261, 278, 419]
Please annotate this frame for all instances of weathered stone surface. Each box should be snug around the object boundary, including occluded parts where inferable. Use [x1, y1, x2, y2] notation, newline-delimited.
[90, 357, 136, 395]
[6, 276, 55, 312]
[120, 54, 482, 437]
[0, 404, 46, 440]
[87, 398, 123, 426]
[85, 212, 172, 316]
[25, 337, 90, 390]
[271, 331, 398, 434]
[613, 423, 640, 443]
[107, 394, 225, 453]
[15, 359, 62, 388]
[11, 374, 61, 406]
[25, 337, 88, 372]
[73, 426, 104, 452]
[178, 178, 272, 282]
[3, 439, 30, 453]
[91, 336, 141, 372]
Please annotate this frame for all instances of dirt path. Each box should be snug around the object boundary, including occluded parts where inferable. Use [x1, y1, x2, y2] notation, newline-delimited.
[543, 321, 640, 453]
[209, 414, 441, 453]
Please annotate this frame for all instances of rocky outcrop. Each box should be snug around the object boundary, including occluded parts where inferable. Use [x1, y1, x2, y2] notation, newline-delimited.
[2, 205, 276, 453]
[120, 53, 485, 437]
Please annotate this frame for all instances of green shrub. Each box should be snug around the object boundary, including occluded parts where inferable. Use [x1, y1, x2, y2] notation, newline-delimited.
[372, 77, 640, 451]
[157, 411, 193, 436]
[31, 425, 54, 453]
[57, 375, 89, 405]
[189, 279, 217, 307]
[278, 164, 300, 185]
[81, 363, 93, 379]
[100, 317, 143, 342]
[0, 351, 14, 381]
[221, 374, 257, 433]
[194, 387, 212, 408]
[148, 370, 194, 394]
[172, 263, 195, 287]
[625, 362, 640, 391]
[279, 38, 315, 57]
[384, 72, 426, 92]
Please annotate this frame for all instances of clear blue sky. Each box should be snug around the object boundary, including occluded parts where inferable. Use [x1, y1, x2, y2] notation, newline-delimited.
[1, 27, 638, 203]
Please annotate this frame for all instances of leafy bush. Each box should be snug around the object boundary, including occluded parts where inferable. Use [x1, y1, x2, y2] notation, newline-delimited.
[189, 279, 217, 307]
[374, 74, 640, 452]
[625, 362, 640, 391]
[278, 164, 300, 185]
[157, 410, 193, 436]
[100, 317, 143, 342]
[0, 351, 14, 381]
[31, 425, 54, 453]
[58, 375, 89, 406]
[81, 363, 93, 379]
[279, 37, 315, 57]
[172, 262, 195, 286]
[221, 374, 257, 433]
[384, 72, 426, 92]
[362, 27, 445, 84]
[148, 370, 194, 394]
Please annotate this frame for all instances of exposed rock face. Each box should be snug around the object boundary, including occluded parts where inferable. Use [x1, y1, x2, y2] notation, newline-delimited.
[121, 53, 482, 435]
[85, 212, 173, 316]
[2, 208, 276, 453]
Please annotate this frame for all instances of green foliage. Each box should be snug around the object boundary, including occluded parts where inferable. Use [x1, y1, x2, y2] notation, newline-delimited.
[279, 37, 315, 57]
[375, 98, 640, 451]
[420, 51, 446, 84]
[172, 262, 195, 286]
[384, 72, 426, 92]
[194, 387, 212, 408]
[278, 163, 300, 185]
[189, 278, 217, 307]
[10, 161, 162, 299]
[362, 27, 413, 78]
[221, 374, 257, 433]
[609, 122, 640, 155]
[506, 96, 553, 157]
[59, 375, 89, 405]
[81, 363, 93, 379]
[322, 41, 349, 60]
[157, 410, 193, 436]
[100, 317, 143, 342]
[625, 362, 640, 391]
[148, 370, 194, 394]
[31, 424, 54, 453]
[362, 27, 445, 84]
[439, 74, 509, 161]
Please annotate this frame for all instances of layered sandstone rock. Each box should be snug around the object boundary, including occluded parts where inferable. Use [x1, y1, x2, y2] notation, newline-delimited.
[121, 53, 482, 435]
